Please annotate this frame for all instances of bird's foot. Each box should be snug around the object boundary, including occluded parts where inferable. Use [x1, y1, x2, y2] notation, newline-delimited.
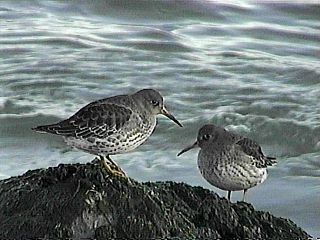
[100, 159, 127, 179]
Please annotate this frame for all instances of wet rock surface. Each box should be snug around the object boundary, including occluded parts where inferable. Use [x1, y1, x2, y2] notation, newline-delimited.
[0, 163, 310, 239]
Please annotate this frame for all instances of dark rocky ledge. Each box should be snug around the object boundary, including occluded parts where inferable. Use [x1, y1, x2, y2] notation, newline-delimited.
[0, 163, 310, 240]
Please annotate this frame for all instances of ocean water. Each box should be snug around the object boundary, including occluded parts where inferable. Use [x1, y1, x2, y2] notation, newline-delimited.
[0, 0, 319, 236]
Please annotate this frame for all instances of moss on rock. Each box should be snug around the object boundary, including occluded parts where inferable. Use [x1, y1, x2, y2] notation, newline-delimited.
[0, 163, 310, 239]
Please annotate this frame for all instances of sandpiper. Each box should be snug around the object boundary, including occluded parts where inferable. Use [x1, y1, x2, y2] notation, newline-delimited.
[178, 124, 276, 201]
[33, 89, 183, 176]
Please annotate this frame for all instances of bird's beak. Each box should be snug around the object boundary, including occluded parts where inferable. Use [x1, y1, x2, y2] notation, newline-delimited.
[161, 106, 183, 127]
[177, 141, 198, 156]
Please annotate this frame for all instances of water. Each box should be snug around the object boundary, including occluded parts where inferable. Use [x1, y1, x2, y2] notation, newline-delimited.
[1, 0, 319, 236]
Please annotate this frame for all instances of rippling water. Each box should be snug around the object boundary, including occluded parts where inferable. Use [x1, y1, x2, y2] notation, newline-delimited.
[1, 0, 320, 236]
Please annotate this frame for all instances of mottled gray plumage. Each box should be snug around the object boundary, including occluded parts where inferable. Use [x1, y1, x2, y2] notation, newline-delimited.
[33, 89, 182, 173]
[178, 124, 276, 201]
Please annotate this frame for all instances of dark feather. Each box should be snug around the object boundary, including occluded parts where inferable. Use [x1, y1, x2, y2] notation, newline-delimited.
[32, 102, 132, 139]
[235, 137, 276, 168]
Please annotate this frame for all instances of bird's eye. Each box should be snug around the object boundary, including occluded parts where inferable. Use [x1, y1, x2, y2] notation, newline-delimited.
[203, 134, 210, 141]
[151, 100, 159, 106]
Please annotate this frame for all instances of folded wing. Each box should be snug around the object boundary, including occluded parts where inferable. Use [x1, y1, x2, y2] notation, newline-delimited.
[235, 137, 276, 168]
[32, 102, 132, 139]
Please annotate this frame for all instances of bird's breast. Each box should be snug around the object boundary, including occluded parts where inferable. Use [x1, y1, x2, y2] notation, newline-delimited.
[197, 149, 268, 191]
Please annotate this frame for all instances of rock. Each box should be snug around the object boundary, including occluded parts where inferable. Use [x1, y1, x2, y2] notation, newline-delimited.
[0, 163, 310, 239]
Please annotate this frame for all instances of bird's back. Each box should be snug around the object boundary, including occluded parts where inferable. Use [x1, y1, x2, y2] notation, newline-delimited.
[33, 94, 134, 136]
[199, 130, 276, 168]
[32, 93, 156, 156]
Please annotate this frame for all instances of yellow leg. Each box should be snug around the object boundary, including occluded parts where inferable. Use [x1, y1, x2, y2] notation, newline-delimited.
[99, 156, 127, 178]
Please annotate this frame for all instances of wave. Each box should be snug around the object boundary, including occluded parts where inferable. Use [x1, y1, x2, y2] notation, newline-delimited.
[283, 152, 320, 178]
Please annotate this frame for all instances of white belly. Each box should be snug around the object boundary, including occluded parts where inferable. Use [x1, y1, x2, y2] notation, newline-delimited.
[202, 166, 267, 191]
[198, 153, 268, 191]
[65, 117, 157, 156]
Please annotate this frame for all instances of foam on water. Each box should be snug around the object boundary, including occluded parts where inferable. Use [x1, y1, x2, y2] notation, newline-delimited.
[0, 0, 319, 236]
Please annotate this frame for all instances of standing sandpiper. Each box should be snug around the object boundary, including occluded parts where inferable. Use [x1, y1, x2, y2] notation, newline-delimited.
[177, 124, 276, 201]
[33, 89, 183, 176]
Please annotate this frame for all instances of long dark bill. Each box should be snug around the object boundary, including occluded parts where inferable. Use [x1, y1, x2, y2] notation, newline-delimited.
[161, 107, 183, 127]
[177, 141, 198, 156]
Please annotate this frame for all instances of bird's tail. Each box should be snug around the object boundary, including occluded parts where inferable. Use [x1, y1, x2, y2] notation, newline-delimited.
[32, 124, 59, 134]
[32, 120, 75, 136]
[265, 156, 277, 166]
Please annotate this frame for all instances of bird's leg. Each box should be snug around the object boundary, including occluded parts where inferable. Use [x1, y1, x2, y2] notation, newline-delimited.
[227, 191, 232, 201]
[100, 155, 126, 178]
[242, 189, 247, 202]
[98, 155, 114, 173]
[106, 155, 123, 172]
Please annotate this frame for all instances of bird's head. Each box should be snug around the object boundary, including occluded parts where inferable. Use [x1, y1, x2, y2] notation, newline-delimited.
[177, 124, 225, 156]
[133, 89, 182, 127]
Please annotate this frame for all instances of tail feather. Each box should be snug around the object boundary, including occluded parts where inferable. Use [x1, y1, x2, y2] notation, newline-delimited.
[32, 124, 57, 134]
[31, 125, 54, 133]
[266, 156, 277, 166]
[32, 121, 76, 136]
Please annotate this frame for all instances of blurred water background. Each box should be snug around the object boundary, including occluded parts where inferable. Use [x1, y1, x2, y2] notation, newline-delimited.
[0, 0, 319, 236]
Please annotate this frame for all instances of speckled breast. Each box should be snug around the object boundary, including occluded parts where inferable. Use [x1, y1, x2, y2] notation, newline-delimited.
[65, 115, 157, 156]
[197, 150, 267, 191]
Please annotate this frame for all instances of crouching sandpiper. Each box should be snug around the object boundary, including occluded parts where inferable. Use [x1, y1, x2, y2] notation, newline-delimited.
[178, 124, 276, 201]
[33, 89, 183, 176]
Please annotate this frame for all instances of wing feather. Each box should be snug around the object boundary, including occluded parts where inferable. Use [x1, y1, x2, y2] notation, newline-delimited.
[32, 102, 132, 139]
[235, 137, 276, 168]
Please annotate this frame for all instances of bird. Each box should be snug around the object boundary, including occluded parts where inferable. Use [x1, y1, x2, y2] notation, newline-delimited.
[32, 88, 183, 177]
[177, 124, 276, 202]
